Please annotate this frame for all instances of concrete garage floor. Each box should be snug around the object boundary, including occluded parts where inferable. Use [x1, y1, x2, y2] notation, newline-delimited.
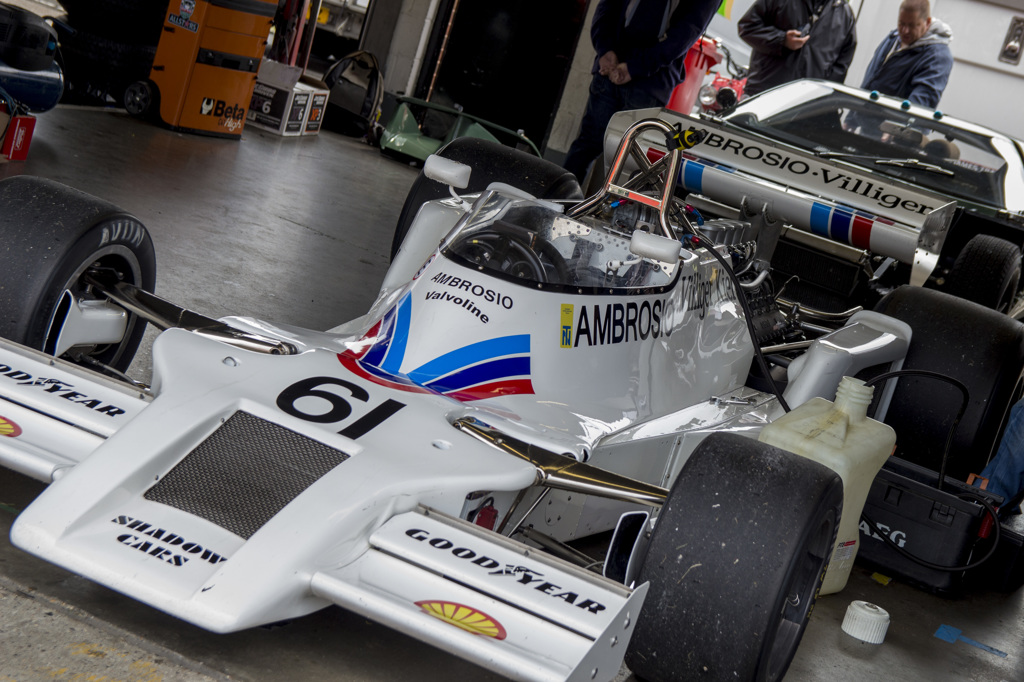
[0, 105, 1023, 682]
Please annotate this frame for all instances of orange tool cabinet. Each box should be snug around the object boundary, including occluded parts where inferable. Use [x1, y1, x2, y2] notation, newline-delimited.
[126, 0, 277, 138]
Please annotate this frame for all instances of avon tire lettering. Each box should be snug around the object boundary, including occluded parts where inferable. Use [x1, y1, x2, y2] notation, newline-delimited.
[276, 376, 405, 439]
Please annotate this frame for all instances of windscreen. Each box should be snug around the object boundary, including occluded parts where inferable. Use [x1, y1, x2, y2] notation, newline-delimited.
[728, 90, 1008, 210]
[442, 193, 679, 293]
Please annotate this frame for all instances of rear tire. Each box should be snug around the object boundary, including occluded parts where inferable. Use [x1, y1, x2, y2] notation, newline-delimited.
[0, 176, 156, 373]
[625, 432, 842, 682]
[944, 234, 1021, 313]
[873, 285, 1024, 480]
[390, 137, 583, 260]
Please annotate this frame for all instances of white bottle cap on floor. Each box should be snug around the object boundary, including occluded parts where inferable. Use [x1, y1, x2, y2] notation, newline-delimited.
[841, 600, 890, 644]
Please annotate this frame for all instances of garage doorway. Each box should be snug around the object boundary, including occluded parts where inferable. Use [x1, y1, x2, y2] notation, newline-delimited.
[416, 0, 588, 151]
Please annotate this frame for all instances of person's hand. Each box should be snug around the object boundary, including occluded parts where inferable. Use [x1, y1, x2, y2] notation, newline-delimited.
[598, 51, 619, 75]
[609, 63, 632, 85]
[785, 30, 809, 50]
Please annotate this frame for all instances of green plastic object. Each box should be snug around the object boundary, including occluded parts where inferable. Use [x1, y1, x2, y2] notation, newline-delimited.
[379, 96, 540, 162]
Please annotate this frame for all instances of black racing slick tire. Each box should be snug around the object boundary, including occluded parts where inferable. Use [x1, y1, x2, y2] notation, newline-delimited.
[625, 432, 843, 682]
[944, 234, 1022, 313]
[874, 285, 1024, 481]
[390, 137, 584, 261]
[0, 176, 156, 373]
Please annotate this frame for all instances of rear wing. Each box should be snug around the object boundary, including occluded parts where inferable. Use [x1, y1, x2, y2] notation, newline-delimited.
[605, 108, 957, 280]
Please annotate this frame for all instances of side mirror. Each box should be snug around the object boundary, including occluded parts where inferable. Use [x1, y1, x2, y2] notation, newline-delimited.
[424, 155, 471, 189]
[629, 230, 682, 263]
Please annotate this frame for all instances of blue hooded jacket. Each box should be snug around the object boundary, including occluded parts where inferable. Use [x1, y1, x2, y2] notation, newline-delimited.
[861, 18, 954, 108]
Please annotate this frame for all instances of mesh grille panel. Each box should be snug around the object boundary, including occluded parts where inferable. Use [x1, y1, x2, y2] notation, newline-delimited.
[145, 411, 349, 539]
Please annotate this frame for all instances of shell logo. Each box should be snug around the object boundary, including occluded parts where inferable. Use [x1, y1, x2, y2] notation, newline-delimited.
[0, 416, 22, 438]
[415, 600, 507, 640]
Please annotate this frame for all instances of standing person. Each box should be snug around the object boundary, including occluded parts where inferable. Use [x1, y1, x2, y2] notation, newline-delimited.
[738, 0, 857, 98]
[562, 0, 721, 183]
[861, 0, 953, 108]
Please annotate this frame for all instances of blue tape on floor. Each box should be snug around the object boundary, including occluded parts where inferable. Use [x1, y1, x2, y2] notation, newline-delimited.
[934, 625, 1008, 658]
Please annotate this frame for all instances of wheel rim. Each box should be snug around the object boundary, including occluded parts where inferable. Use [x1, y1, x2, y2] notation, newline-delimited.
[763, 507, 837, 681]
[125, 82, 151, 116]
[43, 244, 145, 369]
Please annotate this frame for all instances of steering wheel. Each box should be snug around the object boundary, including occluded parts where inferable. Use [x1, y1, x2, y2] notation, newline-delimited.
[452, 222, 568, 284]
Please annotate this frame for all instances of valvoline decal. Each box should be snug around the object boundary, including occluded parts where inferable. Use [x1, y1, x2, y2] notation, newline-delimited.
[338, 294, 534, 402]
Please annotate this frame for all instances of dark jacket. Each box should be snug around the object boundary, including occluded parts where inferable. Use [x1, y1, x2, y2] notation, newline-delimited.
[738, 0, 857, 96]
[590, 0, 721, 101]
[860, 19, 954, 108]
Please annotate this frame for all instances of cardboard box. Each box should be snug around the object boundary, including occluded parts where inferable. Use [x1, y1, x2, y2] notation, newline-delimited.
[300, 78, 329, 135]
[247, 58, 306, 136]
[0, 112, 35, 161]
[247, 60, 329, 137]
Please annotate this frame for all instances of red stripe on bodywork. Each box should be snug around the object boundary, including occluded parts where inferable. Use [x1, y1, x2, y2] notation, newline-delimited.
[445, 379, 535, 402]
[851, 215, 874, 250]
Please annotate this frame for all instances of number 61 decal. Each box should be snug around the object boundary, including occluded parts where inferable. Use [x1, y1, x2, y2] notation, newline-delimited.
[277, 377, 405, 440]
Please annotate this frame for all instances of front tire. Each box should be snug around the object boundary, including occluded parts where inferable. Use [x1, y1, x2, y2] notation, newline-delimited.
[0, 176, 156, 373]
[625, 432, 842, 682]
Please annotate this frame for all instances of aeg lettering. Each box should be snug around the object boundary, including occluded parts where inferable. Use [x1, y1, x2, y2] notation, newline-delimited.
[859, 519, 907, 548]
[0, 368, 125, 417]
[111, 515, 229, 567]
[405, 528, 606, 614]
[700, 132, 934, 214]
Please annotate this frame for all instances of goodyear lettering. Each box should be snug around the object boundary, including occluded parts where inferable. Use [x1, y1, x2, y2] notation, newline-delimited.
[0, 368, 126, 417]
[429, 273, 514, 310]
[405, 527, 605, 614]
[572, 299, 667, 348]
[700, 132, 934, 214]
[112, 515, 230, 567]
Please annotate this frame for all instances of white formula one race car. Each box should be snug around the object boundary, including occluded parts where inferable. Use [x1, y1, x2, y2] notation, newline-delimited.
[0, 119, 1021, 682]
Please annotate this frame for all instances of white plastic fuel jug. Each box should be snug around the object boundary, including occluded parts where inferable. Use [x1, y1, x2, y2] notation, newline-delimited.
[759, 376, 896, 594]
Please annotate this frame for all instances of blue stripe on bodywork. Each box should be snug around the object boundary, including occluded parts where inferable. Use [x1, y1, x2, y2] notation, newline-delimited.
[380, 295, 412, 373]
[810, 203, 832, 238]
[361, 305, 397, 367]
[830, 208, 852, 244]
[407, 335, 531, 384]
[681, 161, 704, 193]
[426, 356, 531, 393]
